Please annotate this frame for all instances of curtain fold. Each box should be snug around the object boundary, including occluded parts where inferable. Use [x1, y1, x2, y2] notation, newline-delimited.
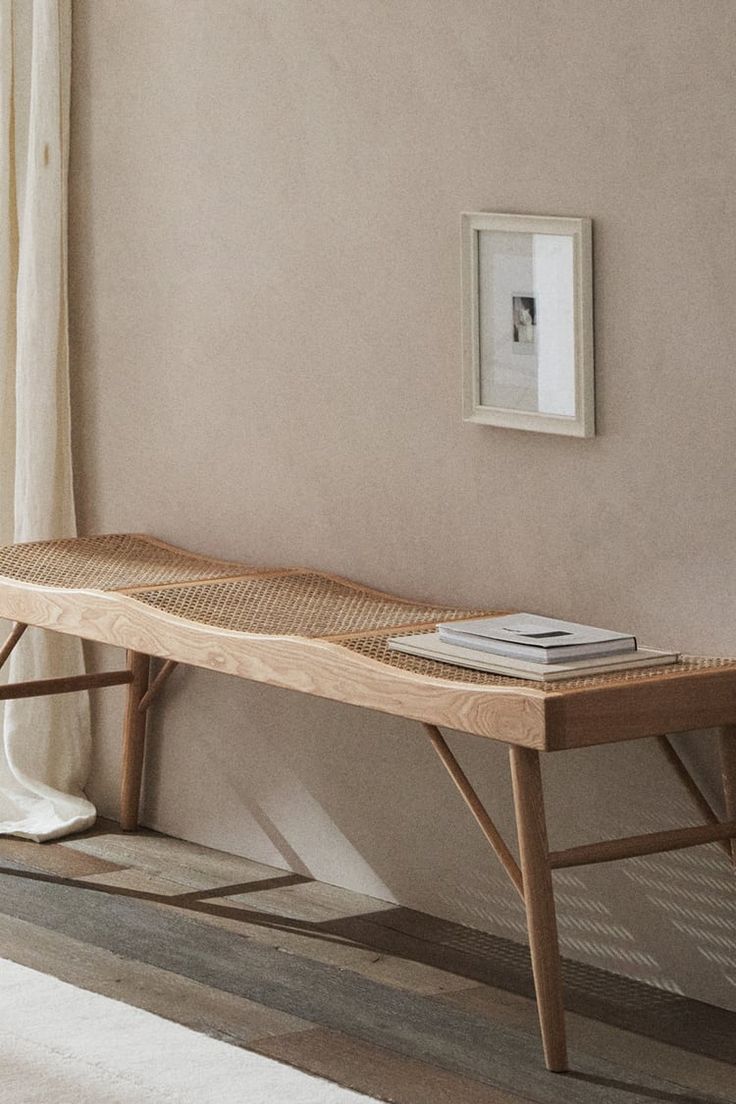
[0, 0, 95, 841]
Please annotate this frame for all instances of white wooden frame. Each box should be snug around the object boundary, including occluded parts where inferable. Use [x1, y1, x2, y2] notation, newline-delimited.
[461, 212, 595, 437]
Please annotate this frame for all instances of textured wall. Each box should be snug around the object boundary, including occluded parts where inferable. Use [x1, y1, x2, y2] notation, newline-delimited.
[68, 0, 736, 1008]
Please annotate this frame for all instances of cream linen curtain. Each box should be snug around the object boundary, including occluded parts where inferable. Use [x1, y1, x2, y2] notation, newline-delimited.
[0, 0, 94, 840]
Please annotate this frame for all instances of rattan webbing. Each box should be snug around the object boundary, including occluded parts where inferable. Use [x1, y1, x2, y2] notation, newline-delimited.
[129, 573, 487, 638]
[339, 632, 736, 692]
[2, 535, 734, 693]
[0, 534, 246, 591]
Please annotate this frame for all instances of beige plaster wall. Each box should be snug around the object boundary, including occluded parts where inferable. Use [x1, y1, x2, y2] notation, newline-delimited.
[68, 0, 736, 1008]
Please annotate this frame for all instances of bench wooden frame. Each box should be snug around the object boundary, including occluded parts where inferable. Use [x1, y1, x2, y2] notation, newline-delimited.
[0, 533, 735, 1073]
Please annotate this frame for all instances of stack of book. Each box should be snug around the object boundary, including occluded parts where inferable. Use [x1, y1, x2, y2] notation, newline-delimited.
[388, 613, 678, 682]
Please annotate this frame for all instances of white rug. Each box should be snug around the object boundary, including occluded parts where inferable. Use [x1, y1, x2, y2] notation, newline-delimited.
[0, 958, 380, 1104]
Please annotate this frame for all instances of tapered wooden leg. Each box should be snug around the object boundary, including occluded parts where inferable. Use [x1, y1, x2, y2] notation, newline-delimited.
[509, 745, 568, 1072]
[120, 651, 150, 832]
[718, 725, 736, 868]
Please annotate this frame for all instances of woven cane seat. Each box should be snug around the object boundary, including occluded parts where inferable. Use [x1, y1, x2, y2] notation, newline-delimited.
[339, 629, 736, 691]
[127, 573, 488, 640]
[0, 534, 247, 592]
[1, 533, 735, 747]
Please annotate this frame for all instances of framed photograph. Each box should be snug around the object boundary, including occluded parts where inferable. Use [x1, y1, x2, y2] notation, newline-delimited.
[461, 212, 594, 437]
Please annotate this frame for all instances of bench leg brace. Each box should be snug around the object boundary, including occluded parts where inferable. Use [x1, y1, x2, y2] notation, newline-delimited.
[422, 723, 523, 898]
[0, 622, 28, 672]
[719, 725, 736, 868]
[658, 734, 732, 857]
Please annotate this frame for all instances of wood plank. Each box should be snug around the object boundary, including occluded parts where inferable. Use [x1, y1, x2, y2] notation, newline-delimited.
[65, 829, 293, 889]
[445, 983, 736, 1101]
[68, 836, 439, 1005]
[0, 838, 124, 879]
[327, 909, 541, 999]
[62, 814, 126, 839]
[0, 867, 723, 1104]
[0, 910, 310, 1044]
[156, 897, 477, 997]
[207, 880, 396, 924]
[254, 1027, 530, 1104]
[80, 868, 204, 897]
[351, 907, 736, 1065]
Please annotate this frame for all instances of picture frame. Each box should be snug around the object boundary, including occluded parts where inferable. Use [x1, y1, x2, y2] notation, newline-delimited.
[461, 212, 595, 437]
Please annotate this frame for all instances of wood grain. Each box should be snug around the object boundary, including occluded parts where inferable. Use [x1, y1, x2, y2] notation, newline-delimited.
[0, 668, 132, 700]
[3, 535, 736, 1081]
[0, 621, 27, 670]
[509, 746, 568, 1073]
[10, 821, 736, 1064]
[549, 819, 736, 870]
[0, 911, 310, 1045]
[423, 723, 524, 897]
[254, 1027, 530, 1104]
[139, 659, 177, 711]
[1, 562, 736, 749]
[0, 578, 549, 746]
[336, 906, 736, 1065]
[120, 651, 150, 831]
[0, 864, 718, 1103]
[444, 983, 736, 1100]
[4, 824, 735, 1099]
[65, 828, 290, 889]
[202, 879, 396, 925]
[0, 838, 124, 879]
[657, 735, 731, 857]
[546, 668, 736, 750]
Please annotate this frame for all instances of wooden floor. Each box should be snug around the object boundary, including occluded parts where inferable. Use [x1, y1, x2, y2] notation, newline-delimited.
[0, 821, 734, 1104]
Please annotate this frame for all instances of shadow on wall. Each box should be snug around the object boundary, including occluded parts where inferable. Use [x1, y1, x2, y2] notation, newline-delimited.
[85, 663, 736, 1015]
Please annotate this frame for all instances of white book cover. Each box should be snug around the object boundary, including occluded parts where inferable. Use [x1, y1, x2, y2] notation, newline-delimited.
[438, 613, 636, 664]
[387, 632, 678, 683]
[438, 613, 634, 649]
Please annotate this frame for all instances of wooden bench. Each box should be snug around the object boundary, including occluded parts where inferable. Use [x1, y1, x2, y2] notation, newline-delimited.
[0, 532, 735, 1072]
